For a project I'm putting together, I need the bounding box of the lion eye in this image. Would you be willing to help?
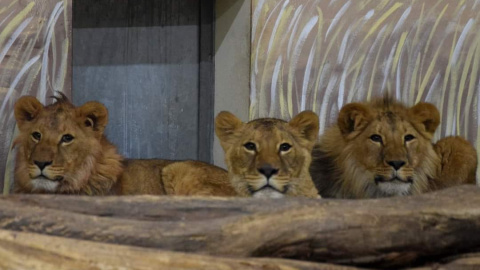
[370,134,383,143]
[404,134,415,142]
[61,134,74,143]
[243,142,256,151]
[279,143,292,152]
[31,132,41,141]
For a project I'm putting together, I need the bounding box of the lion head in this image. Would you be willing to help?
[311,98,441,198]
[13,94,123,194]
[215,111,320,198]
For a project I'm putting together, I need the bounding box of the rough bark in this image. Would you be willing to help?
[0,229,360,270]
[0,186,479,268]
[409,253,480,270]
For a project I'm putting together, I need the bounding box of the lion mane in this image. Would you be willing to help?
[13,94,123,195]
[310,98,477,199]
[13,94,237,197]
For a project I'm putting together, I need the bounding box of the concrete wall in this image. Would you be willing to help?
[213,0,251,168]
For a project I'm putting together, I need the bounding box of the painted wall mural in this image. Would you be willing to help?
[0,0,71,193]
[251,0,480,177]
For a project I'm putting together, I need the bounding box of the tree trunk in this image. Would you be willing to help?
[409,253,480,270]
[0,229,360,270]
[0,186,479,268]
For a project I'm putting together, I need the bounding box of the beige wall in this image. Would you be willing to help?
[0,0,72,193]
[213,0,251,168]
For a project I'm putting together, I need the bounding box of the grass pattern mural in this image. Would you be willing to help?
[0,0,71,193]
[251,0,480,179]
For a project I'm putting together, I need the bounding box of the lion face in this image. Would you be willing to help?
[335,100,440,197]
[14,95,113,193]
[215,111,320,198]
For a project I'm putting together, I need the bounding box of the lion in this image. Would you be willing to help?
[14,94,123,195]
[13,94,237,196]
[119,159,237,196]
[215,110,320,198]
[310,98,477,199]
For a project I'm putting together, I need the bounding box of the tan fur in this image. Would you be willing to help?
[310,98,477,198]
[119,159,237,196]
[432,136,477,189]
[13,95,236,196]
[215,111,320,198]
[13,94,123,195]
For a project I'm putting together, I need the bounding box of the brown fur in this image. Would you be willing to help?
[13,95,237,196]
[310,98,477,198]
[119,159,237,196]
[13,94,123,195]
[432,136,477,189]
[215,111,320,198]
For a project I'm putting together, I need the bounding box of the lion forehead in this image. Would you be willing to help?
[39,104,77,127]
[248,118,287,129]
[19,104,88,154]
[244,124,295,150]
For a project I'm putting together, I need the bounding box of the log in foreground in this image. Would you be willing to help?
[0,229,360,270]
[410,253,480,270]
[0,186,479,268]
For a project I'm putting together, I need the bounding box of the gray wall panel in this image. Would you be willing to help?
[73,0,212,161]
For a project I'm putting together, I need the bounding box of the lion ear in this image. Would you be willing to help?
[289,110,319,145]
[215,111,244,151]
[409,102,440,135]
[76,101,108,135]
[337,103,372,137]
[14,96,44,130]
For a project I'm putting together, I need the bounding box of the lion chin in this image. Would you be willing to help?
[252,187,285,199]
[376,181,411,197]
[374,179,412,197]
[374,175,413,196]
[30,177,60,192]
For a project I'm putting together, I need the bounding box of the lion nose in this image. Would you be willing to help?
[258,165,279,179]
[34,160,52,170]
[387,160,406,170]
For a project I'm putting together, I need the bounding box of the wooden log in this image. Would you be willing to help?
[0,229,361,270]
[0,186,479,268]
[409,253,480,270]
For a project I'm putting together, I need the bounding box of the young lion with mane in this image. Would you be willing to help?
[310,98,477,199]
[13,94,236,196]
